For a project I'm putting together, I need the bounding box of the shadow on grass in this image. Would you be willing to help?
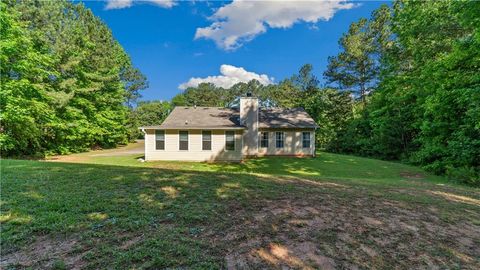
[86,152,468,191]
[1,159,480,269]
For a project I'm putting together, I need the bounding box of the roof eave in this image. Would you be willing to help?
[258,127,318,129]
[139,126,246,130]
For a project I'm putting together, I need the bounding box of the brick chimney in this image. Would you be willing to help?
[240,93,259,156]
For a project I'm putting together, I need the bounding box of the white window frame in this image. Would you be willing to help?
[202,130,212,151]
[302,131,311,148]
[225,130,235,151]
[179,130,189,151]
[275,131,284,148]
[260,131,269,148]
[155,130,165,151]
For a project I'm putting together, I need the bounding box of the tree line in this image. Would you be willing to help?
[1,0,478,185]
[1,0,147,156]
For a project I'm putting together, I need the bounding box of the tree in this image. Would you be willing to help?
[173,83,225,107]
[127,101,171,139]
[388,0,480,183]
[267,79,302,108]
[324,5,392,104]
[291,64,319,94]
[333,0,480,185]
[122,67,148,108]
[0,1,57,156]
[171,80,275,108]
[2,0,147,155]
[306,89,354,149]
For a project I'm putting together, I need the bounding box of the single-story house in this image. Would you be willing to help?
[139,95,318,161]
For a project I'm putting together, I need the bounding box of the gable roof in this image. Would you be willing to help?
[139,106,318,129]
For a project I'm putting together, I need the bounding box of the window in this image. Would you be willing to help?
[179,131,188,150]
[260,132,269,148]
[155,130,165,150]
[302,132,311,148]
[202,131,212,150]
[275,132,284,148]
[225,131,235,151]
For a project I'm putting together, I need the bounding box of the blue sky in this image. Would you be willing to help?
[81,1,387,101]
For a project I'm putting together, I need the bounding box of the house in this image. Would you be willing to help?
[139,95,318,161]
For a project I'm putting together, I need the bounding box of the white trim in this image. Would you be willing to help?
[201,130,212,151]
[154,129,166,151]
[224,130,236,151]
[275,131,285,149]
[302,131,311,149]
[241,129,244,156]
[259,131,269,149]
[141,128,147,160]
[178,130,189,151]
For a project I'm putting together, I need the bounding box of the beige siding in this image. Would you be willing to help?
[256,129,315,156]
[144,129,243,161]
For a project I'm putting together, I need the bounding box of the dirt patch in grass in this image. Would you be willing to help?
[0,235,86,269]
[400,171,425,179]
[119,234,145,250]
[218,196,480,269]
[46,155,89,163]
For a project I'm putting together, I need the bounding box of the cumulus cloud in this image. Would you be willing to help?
[105,0,175,10]
[195,0,356,50]
[179,64,274,90]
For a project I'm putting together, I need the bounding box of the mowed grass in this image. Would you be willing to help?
[2,151,480,269]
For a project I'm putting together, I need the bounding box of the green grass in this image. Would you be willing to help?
[81,151,449,182]
[2,152,479,269]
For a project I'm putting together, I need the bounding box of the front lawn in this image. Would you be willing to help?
[1,152,479,269]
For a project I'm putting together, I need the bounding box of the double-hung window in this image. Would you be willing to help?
[275,132,284,148]
[260,132,269,148]
[202,131,212,150]
[225,131,235,151]
[155,130,165,150]
[302,132,311,148]
[179,131,188,150]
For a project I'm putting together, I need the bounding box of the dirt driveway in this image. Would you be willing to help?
[89,140,144,156]
[48,140,144,162]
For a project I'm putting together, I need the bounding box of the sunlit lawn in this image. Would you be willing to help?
[81,151,447,182]
[1,151,479,269]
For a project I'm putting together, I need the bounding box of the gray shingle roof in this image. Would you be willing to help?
[259,107,318,129]
[139,106,318,129]
[142,107,243,129]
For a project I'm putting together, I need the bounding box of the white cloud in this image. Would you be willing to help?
[179,64,274,89]
[195,0,356,50]
[105,0,175,10]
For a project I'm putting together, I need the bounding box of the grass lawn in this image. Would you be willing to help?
[1,146,480,269]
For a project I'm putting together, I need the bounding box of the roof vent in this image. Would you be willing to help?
[185,120,188,125]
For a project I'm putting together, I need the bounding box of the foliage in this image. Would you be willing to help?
[324,4,392,104]
[329,0,480,185]
[300,88,353,149]
[172,80,281,108]
[0,1,56,156]
[173,83,227,107]
[127,100,172,139]
[1,0,146,156]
